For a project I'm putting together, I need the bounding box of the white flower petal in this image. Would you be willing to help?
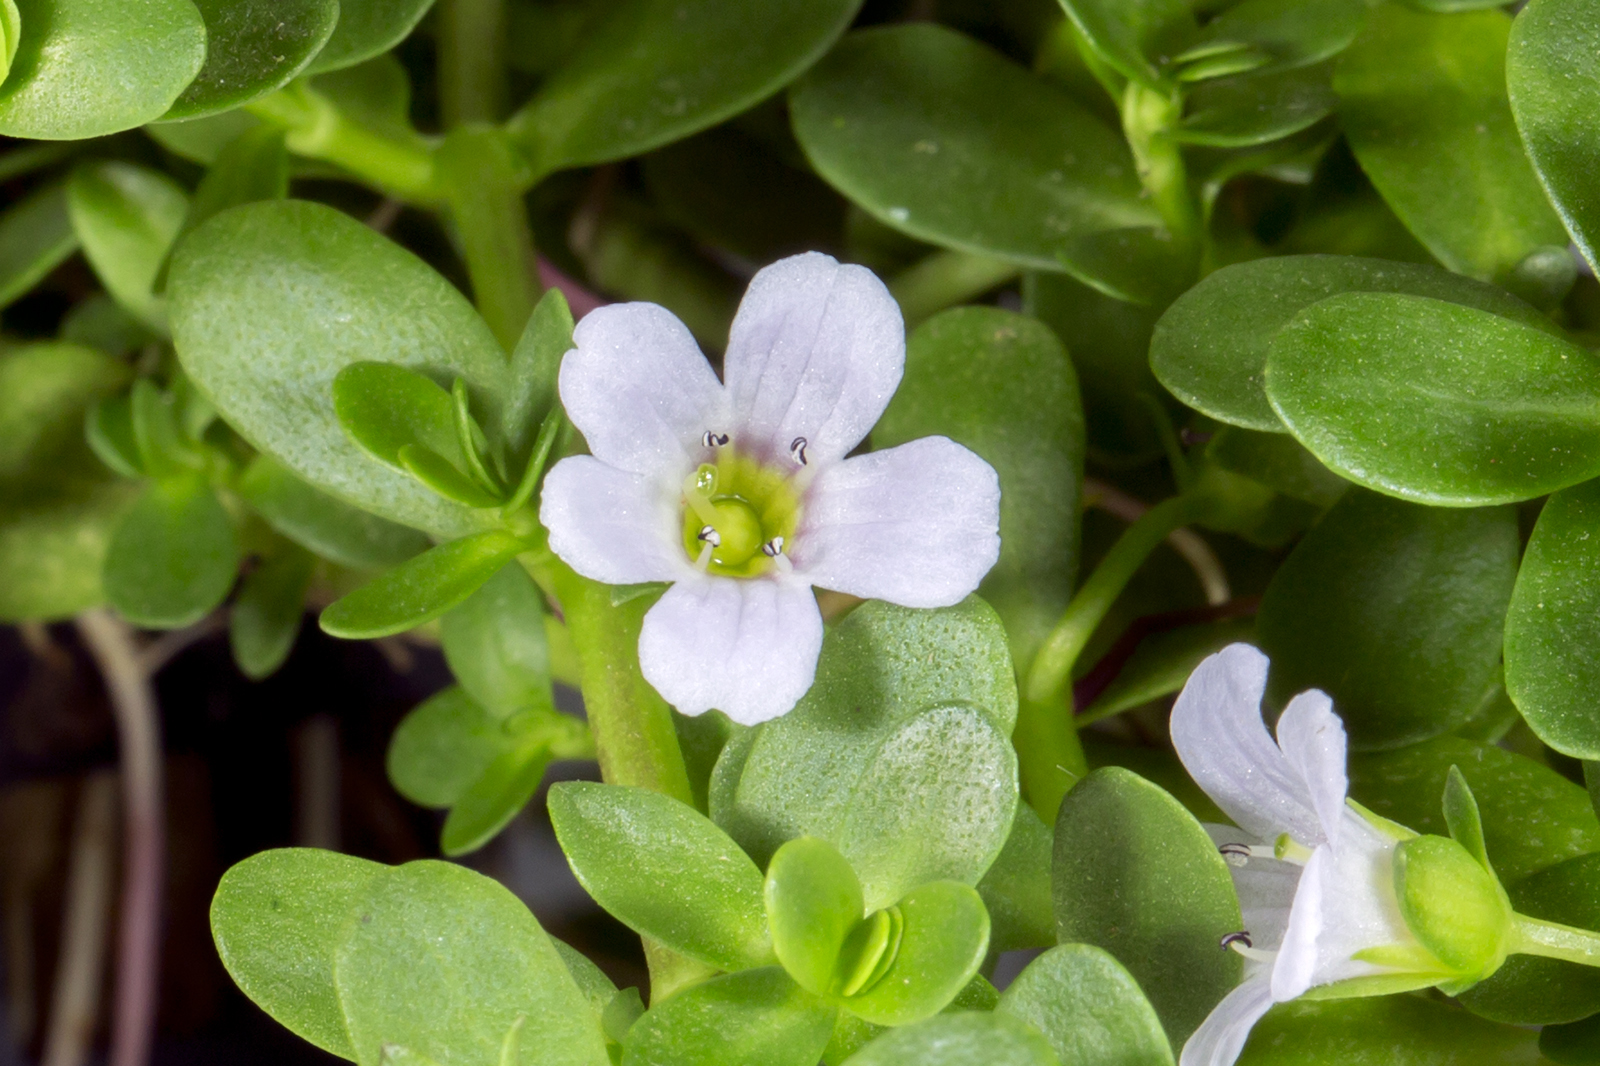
[540,456,688,585]
[637,574,824,726]
[1275,689,1348,853]
[723,251,904,467]
[1171,645,1324,846]
[1204,825,1303,954]
[1271,844,1325,1001]
[1179,976,1277,1066]
[560,302,727,476]
[791,436,1000,608]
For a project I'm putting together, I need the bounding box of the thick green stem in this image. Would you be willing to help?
[438,0,507,126]
[1513,915,1600,967]
[1017,493,1214,821]
[248,86,439,203]
[1121,82,1199,250]
[888,251,1021,327]
[438,126,541,351]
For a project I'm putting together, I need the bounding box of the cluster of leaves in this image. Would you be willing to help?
[7,0,1600,1062]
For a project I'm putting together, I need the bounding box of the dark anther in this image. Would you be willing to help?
[761,536,785,558]
[789,437,808,465]
[1220,931,1253,951]
[702,431,729,448]
[697,525,721,547]
[1219,843,1251,859]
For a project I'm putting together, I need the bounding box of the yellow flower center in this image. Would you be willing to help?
[680,451,801,578]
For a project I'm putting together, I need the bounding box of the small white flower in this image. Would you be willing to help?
[1172,644,1454,1066]
[539,252,1001,726]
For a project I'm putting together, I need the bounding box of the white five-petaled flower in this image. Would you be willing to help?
[1172,644,1452,1066]
[539,252,1002,725]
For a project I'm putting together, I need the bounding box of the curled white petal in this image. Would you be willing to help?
[791,436,1000,608]
[560,302,727,477]
[723,251,904,467]
[638,575,824,726]
[540,456,687,585]
[1179,976,1276,1066]
[1170,645,1324,846]
[1271,844,1325,1001]
[1275,688,1348,853]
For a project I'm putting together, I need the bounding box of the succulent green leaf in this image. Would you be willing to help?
[159,124,290,290]
[1235,997,1543,1065]
[0,0,206,139]
[789,25,1157,275]
[168,200,509,539]
[621,968,836,1066]
[1151,255,1550,433]
[1541,1013,1600,1066]
[1349,736,1600,884]
[162,0,340,120]
[1334,5,1568,280]
[237,454,428,571]
[68,161,189,332]
[503,287,572,465]
[841,882,990,1027]
[230,543,314,680]
[440,741,556,857]
[1057,0,1194,87]
[1053,767,1242,1048]
[1186,0,1364,73]
[387,686,503,810]
[306,0,435,74]
[765,836,865,997]
[1393,835,1511,976]
[332,362,464,472]
[844,1012,1061,1066]
[1255,490,1516,750]
[440,562,553,719]
[975,805,1055,954]
[1265,293,1600,505]
[1174,62,1336,148]
[104,473,239,629]
[1203,428,1347,507]
[877,307,1083,669]
[0,181,77,309]
[997,943,1173,1066]
[332,860,608,1066]
[397,444,502,508]
[548,781,773,972]
[319,529,526,639]
[508,0,859,173]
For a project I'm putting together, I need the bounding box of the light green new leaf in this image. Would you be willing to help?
[0,182,78,309]
[1256,490,1516,750]
[503,287,571,464]
[844,1012,1060,1066]
[169,200,509,539]
[508,0,859,173]
[333,860,609,1066]
[790,25,1157,275]
[877,307,1083,670]
[0,0,206,139]
[1265,293,1600,505]
[622,969,836,1066]
[998,943,1173,1066]
[104,473,239,629]
[1505,480,1600,759]
[1509,0,1600,276]
[319,529,526,639]
[548,782,773,973]
[237,455,428,571]
[332,362,464,473]
[1335,5,1568,280]
[1187,0,1364,74]
[162,0,340,120]
[68,161,189,332]
[306,0,435,74]
[1151,255,1550,433]
[765,836,863,996]
[840,881,990,1027]
[387,686,503,809]
[440,562,552,719]
[440,741,556,857]
[1053,768,1241,1048]
[230,543,314,679]
[1237,997,1543,1065]
[210,848,385,1060]
[1057,0,1194,87]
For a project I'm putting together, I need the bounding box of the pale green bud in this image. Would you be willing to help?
[1393,834,1512,983]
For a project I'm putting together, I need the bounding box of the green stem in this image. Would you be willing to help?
[247,85,439,203]
[1121,82,1199,250]
[1017,493,1214,822]
[438,125,542,350]
[887,251,1021,327]
[438,0,507,126]
[1513,915,1600,967]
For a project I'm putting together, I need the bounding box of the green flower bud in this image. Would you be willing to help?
[1393,834,1512,982]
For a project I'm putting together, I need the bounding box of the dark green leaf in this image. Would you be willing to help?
[508,0,860,172]
[0,342,129,483]
[68,161,188,332]
[1237,997,1542,1065]
[841,881,990,1027]
[997,943,1173,1066]
[1187,0,1364,73]
[1543,1013,1600,1066]
[1265,293,1600,504]
[319,529,526,639]
[1256,490,1517,749]
[387,686,503,809]
[790,25,1156,275]
[621,968,835,1066]
[1057,0,1194,87]
[844,1012,1061,1066]
[230,543,314,680]
[975,806,1055,954]
[548,781,773,972]
[1151,255,1550,433]
[162,125,290,287]
[1078,616,1261,723]
[765,836,864,997]
[1204,428,1347,507]
[104,473,239,628]
[1175,62,1335,148]
[1053,767,1241,1047]
[1334,5,1567,280]
[503,287,571,465]
[440,562,552,719]
[0,0,206,138]
[0,181,77,308]
[307,0,435,73]
[169,200,509,538]
[237,454,429,571]
[144,109,261,165]
[440,741,555,857]
[163,0,340,120]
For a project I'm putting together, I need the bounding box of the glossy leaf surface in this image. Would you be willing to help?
[845,1012,1060,1066]
[841,882,990,1026]
[319,529,526,639]
[387,686,503,809]
[163,0,340,120]
[439,562,553,719]
[622,968,835,1066]
[998,944,1173,1066]
[306,0,435,74]
[1058,0,1193,87]
[439,742,556,857]
[765,836,864,997]
[1237,997,1542,1065]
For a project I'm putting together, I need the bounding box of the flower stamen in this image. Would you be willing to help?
[698,525,721,547]
[702,431,730,448]
[789,437,808,465]
[1220,931,1253,950]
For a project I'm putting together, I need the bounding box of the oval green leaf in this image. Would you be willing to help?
[319,529,525,639]
[440,741,556,857]
[765,836,864,997]
[622,968,835,1066]
[0,181,78,309]
[162,0,340,120]
[387,685,502,809]
[237,454,428,571]
[842,882,990,1028]
[1237,997,1543,1065]
[306,0,435,74]
[104,473,239,628]
[998,943,1173,1066]
[439,561,552,719]
[845,1012,1061,1066]
[230,543,313,679]
[68,161,189,332]
[1058,0,1194,87]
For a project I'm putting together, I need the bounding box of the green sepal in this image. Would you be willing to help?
[1442,766,1494,874]
[1393,835,1512,979]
